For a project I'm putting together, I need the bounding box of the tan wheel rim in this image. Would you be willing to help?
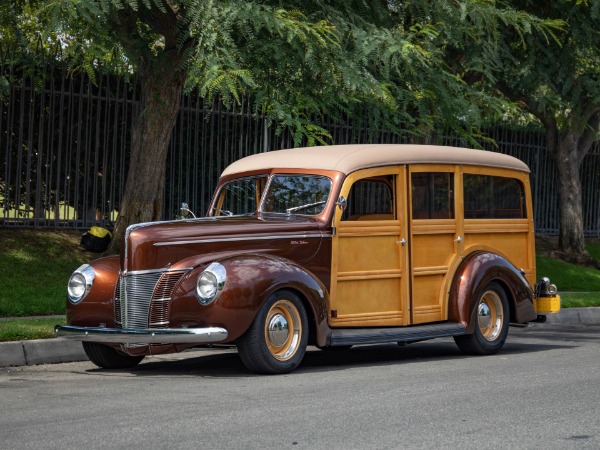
[477,290,504,342]
[264,299,302,361]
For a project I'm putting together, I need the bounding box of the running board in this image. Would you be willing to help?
[328,323,466,347]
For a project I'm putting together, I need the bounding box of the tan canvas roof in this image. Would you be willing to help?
[221,144,530,177]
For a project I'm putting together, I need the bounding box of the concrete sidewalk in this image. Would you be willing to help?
[1,307,600,368]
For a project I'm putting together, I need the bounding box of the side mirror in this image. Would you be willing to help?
[336,196,347,212]
[180,202,196,219]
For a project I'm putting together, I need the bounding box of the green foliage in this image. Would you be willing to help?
[6,0,561,146]
[497,1,600,132]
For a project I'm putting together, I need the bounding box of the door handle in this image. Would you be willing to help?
[397,238,406,246]
[455,236,462,243]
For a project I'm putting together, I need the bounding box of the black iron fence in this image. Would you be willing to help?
[1,57,599,236]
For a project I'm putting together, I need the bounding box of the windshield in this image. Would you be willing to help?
[211,176,268,216]
[262,175,332,216]
[211,174,332,217]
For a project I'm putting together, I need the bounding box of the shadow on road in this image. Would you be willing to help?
[83,332,574,378]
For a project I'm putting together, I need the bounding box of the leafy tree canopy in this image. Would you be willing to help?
[494,0,600,256]
[2,0,563,250]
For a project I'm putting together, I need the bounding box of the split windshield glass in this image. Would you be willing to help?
[212,174,332,216]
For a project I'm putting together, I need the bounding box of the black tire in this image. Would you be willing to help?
[83,342,145,369]
[237,290,308,374]
[454,282,510,355]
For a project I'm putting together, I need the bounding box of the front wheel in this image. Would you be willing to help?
[237,290,308,374]
[83,342,145,369]
[454,282,510,355]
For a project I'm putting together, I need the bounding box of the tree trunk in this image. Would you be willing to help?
[554,134,587,256]
[109,63,186,253]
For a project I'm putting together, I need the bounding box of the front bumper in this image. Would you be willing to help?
[55,325,228,344]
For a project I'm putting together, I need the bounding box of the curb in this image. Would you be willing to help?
[1,307,600,368]
[543,306,600,325]
[0,338,87,368]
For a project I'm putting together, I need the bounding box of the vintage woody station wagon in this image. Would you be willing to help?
[56,144,560,374]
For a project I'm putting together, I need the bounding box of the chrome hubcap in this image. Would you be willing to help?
[478,302,491,330]
[267,313,289,347]
[264,300,302,361]
[478,290,503,342]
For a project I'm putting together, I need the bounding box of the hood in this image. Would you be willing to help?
[123,215,326,272]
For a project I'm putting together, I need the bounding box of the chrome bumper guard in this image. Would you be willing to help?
[55,325,228,344]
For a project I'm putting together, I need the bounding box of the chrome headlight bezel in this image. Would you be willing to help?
[67,264,96,304]
[196,262,226,305]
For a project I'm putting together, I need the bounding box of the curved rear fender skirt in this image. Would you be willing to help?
[67,255,120,328]
[170,254,330,345]
[449,252,536,332]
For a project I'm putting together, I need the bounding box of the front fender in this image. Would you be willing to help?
[66,255,120,327]
[449,252,536,332]
[170,254,329,344]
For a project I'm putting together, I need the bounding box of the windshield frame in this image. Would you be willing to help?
[210,171,335,219]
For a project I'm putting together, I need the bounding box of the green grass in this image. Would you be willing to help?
[0,318,66,342]
[536,249,600,308]
[536,255,600,292]
[0,229,95,316]
[560,292,600,308]
[587,242,600,261]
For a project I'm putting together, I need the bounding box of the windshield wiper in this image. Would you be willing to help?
[286,200,327,214]
[211,207,234,216]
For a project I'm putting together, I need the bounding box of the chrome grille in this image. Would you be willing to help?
[114,270,187,330]
[148,270,187,328]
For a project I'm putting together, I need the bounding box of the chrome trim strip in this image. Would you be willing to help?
[122,267,193,276]
[55,325,228,344]
[153,233,332,246]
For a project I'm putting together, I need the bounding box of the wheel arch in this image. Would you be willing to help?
[205,253,330,344]
[448,251,536,332]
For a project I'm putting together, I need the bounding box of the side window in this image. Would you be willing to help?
[464,174,526,219]
[342,176,395,221]
[411,172,454,219]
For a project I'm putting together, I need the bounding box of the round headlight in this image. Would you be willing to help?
[67,264,95,304]
[196,262,226,304]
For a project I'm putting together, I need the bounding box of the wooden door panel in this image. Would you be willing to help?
[330,167,409,327]
[409,166,460,325]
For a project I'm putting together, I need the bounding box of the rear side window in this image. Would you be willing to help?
[411,172,454,219]
[464,174,526,219]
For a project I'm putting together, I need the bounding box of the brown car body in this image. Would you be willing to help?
[57,144,560,374]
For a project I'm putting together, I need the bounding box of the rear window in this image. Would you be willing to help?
[464,174,526,219]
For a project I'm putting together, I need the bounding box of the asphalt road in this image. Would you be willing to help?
[1,324,599,449]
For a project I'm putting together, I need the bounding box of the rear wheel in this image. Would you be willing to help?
[454,282,509,355]
[83,342,145,369]
[237,290,308,374]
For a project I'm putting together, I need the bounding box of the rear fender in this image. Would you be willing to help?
[449,252,536,332]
